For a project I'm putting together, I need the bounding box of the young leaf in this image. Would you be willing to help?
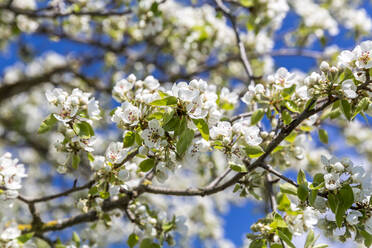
[230,163,247,173]
[163,115,179,132]
[297,169,307,184]
[304,229,316,248]
[277,230,296,248]
[123,131,135,148]
[280,183,297,195]
[277,193,291,211]
[284,100,300,113]
[151,96,178,106]
[72,232,80,246]
[318,129,328,144]
[38,114,57,134]
[335,205,345,227]
[251,109,265,125]
[282,110,292,125]
[309,190,318,206]
[17,232,34,244]
[339,184,354,209]
[244,145,264,158]
[297,183,308,202]
[139,158,155,172]
[192,118,209,140]
[340,100,352,120]
[127,233,139,248]
[174,116,187,137]
[176,128,194,157]
[327,193,338,213]
[72,154,80,169]
[73,121,94,138]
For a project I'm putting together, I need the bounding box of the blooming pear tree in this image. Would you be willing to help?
[0,0,372,247]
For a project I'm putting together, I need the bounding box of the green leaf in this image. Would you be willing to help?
[251,109,265,125]
[72,232,80,246]
[341,100,352,120]
[176,128,194,157]
[318,129,328,144]
[309,190,318,206]
[139,158,155,172]
[72,154,80,169]
[163,115,179,132]
[297,169,307,185]
[270,213,288,228]
[360,229,372,247]
[278,230,296,248]
[313,245,328,248]
[312,173,324,187]
[249,239,266,248]
[174,116,187,137]
[100,191,110,199]
[297,183,308,202]
[135,132,143,145]
[272,145,284,154]
[339,184,354,209]
[192,118,209,140]
[335,205,345,227]
[353,97,370,119]
[87,152,94,162]
[284,100,300,113]
[244,145,264,158]
[38,114,57,134]
[282,85,296,98]
[285,131,297,143]
[140,238,160,248]
[240,0,254,7]
[280,183,297,195]
[304,229,316,248]
[158,90,169,98]
[123,131,135,148]
[278,194,291,211]
[151,96,178,106]
[17,232,34,244]
[73,121,94,138]
[282,110,292,125]
[127,233,139,248]
[230,163,247,173]
[327,193,338,213]
[309,182,324,190]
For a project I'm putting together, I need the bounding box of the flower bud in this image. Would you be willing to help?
[320,61,330,72]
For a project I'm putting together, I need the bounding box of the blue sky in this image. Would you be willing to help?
[1,1,372,247]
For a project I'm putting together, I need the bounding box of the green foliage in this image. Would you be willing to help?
[244,145,264,158]
[38,114,57,134]
[192,118,209,140]
[139,158,155,172]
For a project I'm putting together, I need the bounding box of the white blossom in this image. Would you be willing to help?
[324,173,341,190]
[105,142,128,164]
[341,79,357,99]
[141,119,165,148]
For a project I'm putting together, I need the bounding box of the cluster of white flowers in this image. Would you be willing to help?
[291,0,339,37]
[0,222,22,247]
[170,79,230,123]
[321,155,372,199]
[338,40,372,85]
[46,88,100,123]
[285,206,320,236]
[0,152,27,199]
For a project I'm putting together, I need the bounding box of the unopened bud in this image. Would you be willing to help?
[320,61,330,72]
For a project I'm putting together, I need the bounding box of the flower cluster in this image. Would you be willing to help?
[42,88,101,171]
[0,153,27,199]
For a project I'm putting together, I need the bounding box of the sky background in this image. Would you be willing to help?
[1,1,372,247]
